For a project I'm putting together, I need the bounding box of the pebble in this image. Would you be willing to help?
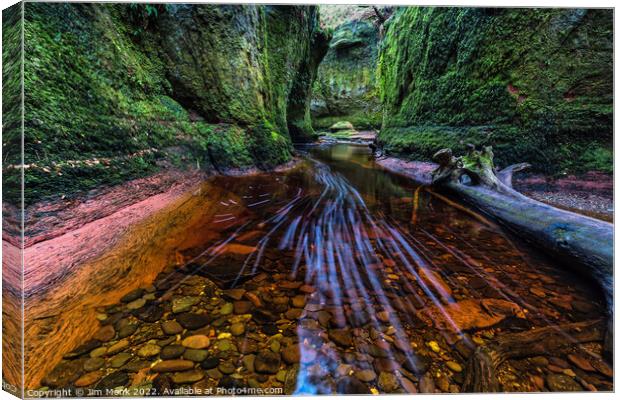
[220,302,234,315]
[161,320,183,335]
[377,311,390,323]
[161,344,186,359]
[172,370,204,384]
[378,372,399,392]
[84,357,105,372]
[337,376,370,394]
[270,340,281,353]
[93,325,116,342]
[355,369,376,382]
[233,301,253,314]
[230,323,245,336]
[95,371,129,390]
[172,296,200,313]
[446,361,463,372]
[117,324,138,339]
[281,345,300,364]
[276,370,287,383]
[291,295,307,308]
[182,335,210,349]
[254,350,281,374]
[42,360,83,388]
[207,368,223,380]
[201,357,220,370]
[242,355,255,372]
[219,361,236,375]
[329,329,353,347]
[546,373,582,391]
[75,371,103,387]
[185,349,210,363]
[590,358,613,378]
[109,352,132,368]
[152,360,195,372]
[127,298,147,310]
[89,347,107,358]
[176,313,211,330]
[400,377,418,393]
[224,288,246,301]
[567,354,595,372]
[427,340,441,353]
[285,308,302,319]
[106,339,130,355]
[419,374,436,393]
[137,343,161,358]
[245,292,262,308]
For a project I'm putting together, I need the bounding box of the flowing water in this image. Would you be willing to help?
[35,143,612,394]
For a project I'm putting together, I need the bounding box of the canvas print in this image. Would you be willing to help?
[1,2,614,397]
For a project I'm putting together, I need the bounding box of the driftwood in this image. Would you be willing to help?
[431,146,613,359]
[463,319,605,392]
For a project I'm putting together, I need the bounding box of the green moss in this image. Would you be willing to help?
[378,8,612,174]
[2,3,23,210]
[18,3,325,205]
[312,19,381,129]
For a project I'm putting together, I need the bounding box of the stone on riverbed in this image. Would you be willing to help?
[152,360,195,373]
[93,325,116,342]
[109,352,132,368]
[337,376,370,394]
[378,372,399,392]
[172,370,204,384]
[172,296,200,313]
[95,371,129,390]
[75,371,104,387]
[254,350,281,374]
[176,313,211,330]
[84,357,105,372]
[546,374,582,391]
[161,320,183,335]
[137,343,161,358]
[41,359,84,388]
[182,335,210,349]
[161,344,185,359]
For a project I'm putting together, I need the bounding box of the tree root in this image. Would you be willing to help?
[462,319,606,392]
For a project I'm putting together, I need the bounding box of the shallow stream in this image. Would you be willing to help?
[36,143,612,394]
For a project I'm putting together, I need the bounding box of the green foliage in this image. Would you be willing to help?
[377,8,613,174]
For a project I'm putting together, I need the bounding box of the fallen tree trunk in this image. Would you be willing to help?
[429,146,613,359]
[462,319,605,391]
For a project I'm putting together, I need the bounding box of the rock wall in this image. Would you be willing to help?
[311,18,382,130]
[377,8,613,173]
[20,3,327,205]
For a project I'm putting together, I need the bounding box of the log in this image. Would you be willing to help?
[430,147,613,359]
[462,319,606,391]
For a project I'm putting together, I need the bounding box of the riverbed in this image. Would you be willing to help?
[30,143,612,394]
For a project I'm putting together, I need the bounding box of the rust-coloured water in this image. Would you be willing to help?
[22,143,609,392]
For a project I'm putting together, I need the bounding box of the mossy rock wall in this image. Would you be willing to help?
[312,19,382,130]
[19,3,326,205]
[377,8,613,173]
